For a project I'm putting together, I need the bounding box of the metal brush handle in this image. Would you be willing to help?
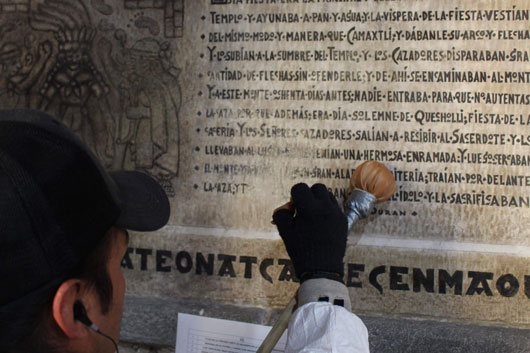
[343,189,377,230]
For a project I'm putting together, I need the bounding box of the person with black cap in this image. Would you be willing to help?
[0,108,368,353]
[0,109,170,352]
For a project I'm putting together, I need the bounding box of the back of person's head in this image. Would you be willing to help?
[0,109,170,352]
[4,228,117,352]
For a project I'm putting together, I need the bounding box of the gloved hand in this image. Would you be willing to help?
[273,183,347,283]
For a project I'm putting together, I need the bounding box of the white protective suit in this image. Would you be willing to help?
[284,279,370,353]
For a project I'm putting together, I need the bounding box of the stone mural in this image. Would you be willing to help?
[0,0,182,194]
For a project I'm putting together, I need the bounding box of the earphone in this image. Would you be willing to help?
[73,301,120,353]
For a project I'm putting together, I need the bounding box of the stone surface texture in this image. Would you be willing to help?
[119,294,530,353]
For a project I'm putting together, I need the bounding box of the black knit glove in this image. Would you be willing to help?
[273,183,347,283]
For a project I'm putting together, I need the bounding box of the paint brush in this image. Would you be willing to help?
[258,161,396,353]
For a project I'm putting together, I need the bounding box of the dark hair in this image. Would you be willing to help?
[2,228,119,353]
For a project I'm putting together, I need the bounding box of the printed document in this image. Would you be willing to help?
[176,313,287,353]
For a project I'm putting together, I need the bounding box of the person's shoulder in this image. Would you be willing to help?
[287,303,369,353]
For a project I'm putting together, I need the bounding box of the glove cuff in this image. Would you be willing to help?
[299,271,344,284]
[298,278,352,312]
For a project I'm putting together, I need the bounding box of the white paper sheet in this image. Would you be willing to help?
[176,313,287,353]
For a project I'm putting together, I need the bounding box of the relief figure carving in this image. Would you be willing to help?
[0,0,182,196]
[30,0,114,165]
[0,33,51,109]
[117,38,180,195]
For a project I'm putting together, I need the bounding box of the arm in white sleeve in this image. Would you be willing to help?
[285,279,370,353]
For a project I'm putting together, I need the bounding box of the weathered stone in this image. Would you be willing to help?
[120,294,530,352]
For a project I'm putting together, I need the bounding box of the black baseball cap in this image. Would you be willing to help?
[0,109,170,339]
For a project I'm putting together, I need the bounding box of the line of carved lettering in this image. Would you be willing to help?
[291,167,530,187]
[290,166,357,180]
[312,148,530,167]
[207,46,529,63]
[205,108,530,126]
[331,8,530,23]
[348,28,530,43]
[392,48,529,63]
[123,249,299,283]
[201,145,530,166]
[209,9,529,24]
[203,144,290,157]
[203,163,261,176]
[353,70,530,84]
[206,107,407,121]
[347,265,530,298]
[390,188,530,208]
[207,86,385,101]
[338,186,530,206]
[209,69,530,84]
[393,169,530,187]
[358,110,530,125]
[208,30,346,42]
[203,123,530,146]
[207,86,530,105]
[207,46,371,62]
[202,182,249,194]
[122,249,530,298]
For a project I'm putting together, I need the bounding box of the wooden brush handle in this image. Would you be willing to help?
[257,296,297,353]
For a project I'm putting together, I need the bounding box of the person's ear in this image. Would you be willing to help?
[52,279,90,338]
